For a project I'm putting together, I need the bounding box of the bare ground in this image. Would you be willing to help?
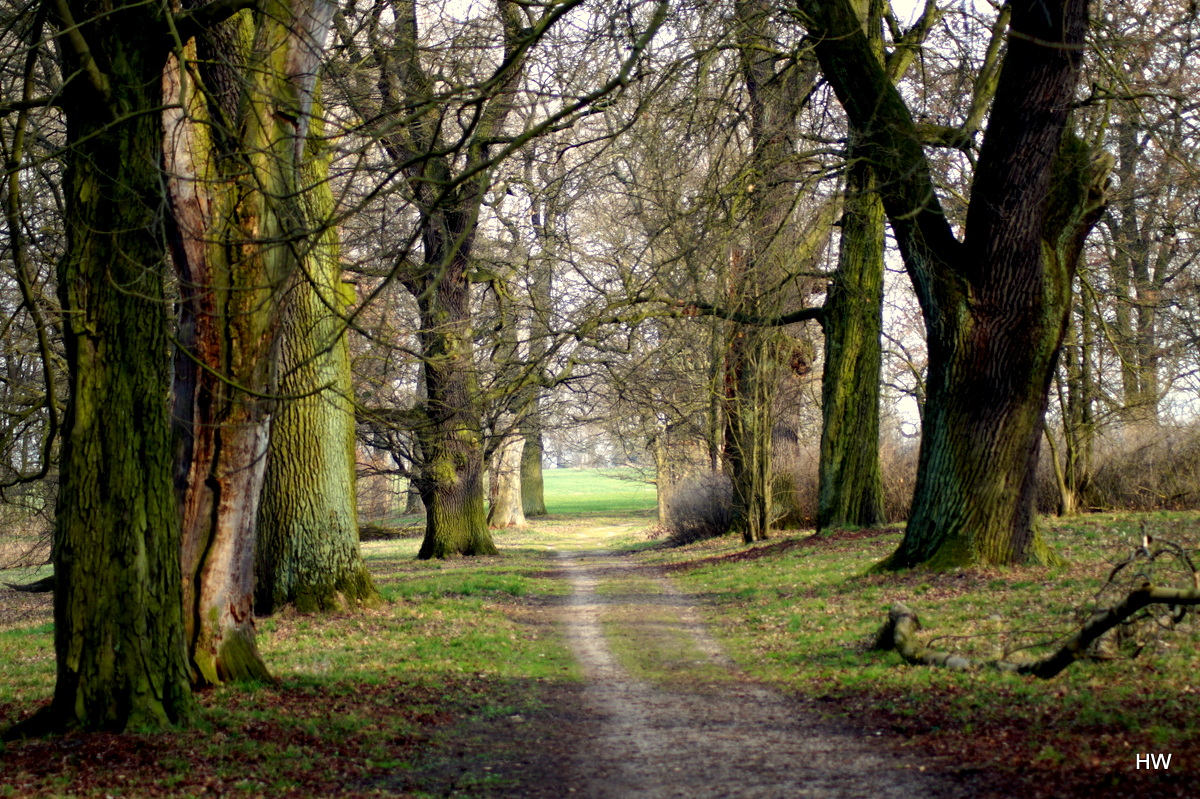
[482,541,980,798]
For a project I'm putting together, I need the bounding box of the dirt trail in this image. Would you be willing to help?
[551,536,968,798]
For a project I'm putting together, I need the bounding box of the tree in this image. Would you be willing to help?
[379,0,519,558]
[723,0,822,543]
[798,0,1110,568]
[167,0,351,680]
[255,106,379,613]
[21,0,197,732]
[343,0,665,557]
[816,0,943,531]
[815,0,887,532]
[518,151,561,518]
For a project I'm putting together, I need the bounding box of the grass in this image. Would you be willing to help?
[643,511,1200,797]
[1,477,1197,797]
[539,467,658,515]
[0,523,590,798]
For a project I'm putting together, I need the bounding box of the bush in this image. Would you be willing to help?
[772,440,917,528]
[659,472,733,546]
[880,440,918,522]
[359,522,422,541]
[1085,425,1200,512]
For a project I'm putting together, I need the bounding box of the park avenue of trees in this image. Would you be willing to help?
[0,0,1198,734]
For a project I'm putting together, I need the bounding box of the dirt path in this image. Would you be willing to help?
[546,533,968,798]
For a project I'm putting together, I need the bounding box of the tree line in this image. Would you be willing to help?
[0,0,1197,734]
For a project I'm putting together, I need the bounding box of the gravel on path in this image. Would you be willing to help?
[555,548,971,799]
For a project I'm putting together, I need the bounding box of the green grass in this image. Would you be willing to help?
[0,524,586,798]
[3,505,1196,797]
[540,467,658,514]
[641,512,1200,793]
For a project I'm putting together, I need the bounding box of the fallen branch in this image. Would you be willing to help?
[875,584,1200,678]
[1015,585,1200,678]
[3,574,53,593]
[872,603,975,670]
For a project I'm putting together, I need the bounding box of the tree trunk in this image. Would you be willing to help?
[651,429,673,523]
[521,162,554,518]
[724,0,818,544]
[1109,119,1161,426]
[521,424,548,516]
[487,426,526,528]
[818,138,886,530]
[413,235,498,558]
[802,0,1106,568]
[255,114,379,614]
[167,0,338,673]
[36,1,196,732]
[724,325,774,543]
[817,0,894,532]
[165,28,275,686]
[1051,294,1095,516]
[406,485,425,515]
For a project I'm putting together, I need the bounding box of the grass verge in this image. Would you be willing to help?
[0,523,591,798]
[641,511,1200,798]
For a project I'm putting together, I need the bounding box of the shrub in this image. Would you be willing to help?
[1086,425,1200,512]
[772,440,918,528]
[660,472,733,546]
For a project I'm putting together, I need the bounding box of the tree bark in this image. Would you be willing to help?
[1050,295,1096,515]
[724,324,775,543]
[520,424,548,516]
[801,0,1106,568]
[412,236,499,557]
[818,135,886,531]
[1108,118,1164,426]
[487,425,527,528]
[165,26,273,686]
[32,0,196,732]
[817,0,939,531]
[255,112,379,614]
[166,0,338,675]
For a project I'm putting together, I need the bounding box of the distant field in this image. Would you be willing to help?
[542,468,658,515]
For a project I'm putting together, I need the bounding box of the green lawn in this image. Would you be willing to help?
[541,467,658,515]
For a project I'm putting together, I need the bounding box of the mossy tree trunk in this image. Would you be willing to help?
[410,222,498,557]
[37,0,196,732]
[166,0,337,678]
[255,110,379,614]
[816,0,915,532]
[818,136,886,531]
[520,425,547,517]
[801,0,1108,568]
[816,0,945,532]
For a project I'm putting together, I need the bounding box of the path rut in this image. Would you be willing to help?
[556,548,967,798]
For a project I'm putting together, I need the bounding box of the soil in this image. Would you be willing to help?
[469,537,984,799]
